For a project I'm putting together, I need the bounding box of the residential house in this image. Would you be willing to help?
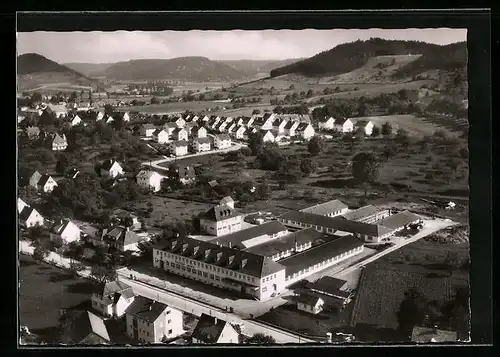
[226,122,237,134]
[318,117,335,131]
[162,122,178,136]
[26,126,40,139]
[333,118,354,133]
[141,124,157,137]
[169,140,189,156]
[219,196,235,209]
[191,314,240,344]
[234,126,247,140]
[194,137,211,153]
[136,170,166,192]
[260,113,276,130]
[37,174,58,193]
[354,120,374,136]
[199,204,242,237]
[411,326,458,343]
[152,129,170,144]
[21,169,42,189]
[213,120,226,133]
[17,198,28,214]
[214,134,231,150]
[99,160,124,179]
[201,115,210,122]
[105,115,114,124]
[169,164,196,185]
[92,280,136,318]
[19,206,44,228]
[283,121,299,137]
[101,226,144,252]
[125,296,184,344]
[260,130,275,143]
[296,294,325,315]
[169,116,186,128]
[51,133,68,151]
[49,219,81,243]
[60,311,111,345]
[238,116,254,127]
[183,122,196,136]
[208,116,221,130]
[273,118,289,134]
[70,114,82,126]
[191,126,207,139]
[295,123,315,140]
[171,128,188,142]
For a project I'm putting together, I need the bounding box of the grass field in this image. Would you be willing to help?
[350,238,469,330]
[117,101,226,114]
[19,254,94,343]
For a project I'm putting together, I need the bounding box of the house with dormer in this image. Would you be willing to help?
[92,280,135,318]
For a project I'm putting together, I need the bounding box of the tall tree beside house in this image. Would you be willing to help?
[248,131,264,155]
[351,151,381,186]
[371,125,381,137]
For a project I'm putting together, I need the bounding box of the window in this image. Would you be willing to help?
[262,287,267,293]
[176,264,180,269]
[168,329,172,335]
[168,319,172,324]
[274,274,276,279]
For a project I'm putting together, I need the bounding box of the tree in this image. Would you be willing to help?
[90,264,117,284]
[55,154,72,175]
[381,122,393,136]
[306,89,314,98]
[248,131,264,155]
[38,110,56,127]
[351,152,381,184]
[371,125,381,137]
[307,136,324,155]
[104,104,114,115]
[32,245,49,262]
[395,128,410,148]
[30,92,42,103]
[255,145,285,171]
[357,103,369,117]
[252,109,261,115]
[397,288,428,337]
[246,333,276,344]
[300,158,317,176]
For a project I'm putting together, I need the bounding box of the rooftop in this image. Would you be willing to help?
[306,276,349,298]
[125,296,169,323]
[279,235,364,276]
[377,211,421,230]
[191,314,232,343]
[208,221,288,249]
[301,199,348,216]
[341,205,384,221]
[296,293,323,306]
[202,204,241,222]
[103,227,143,246]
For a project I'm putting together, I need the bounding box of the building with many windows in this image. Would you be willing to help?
[199,204,242,237]
[152,236,286,301]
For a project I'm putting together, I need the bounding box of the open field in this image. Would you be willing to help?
[19,254,94,343]
[350,238,469,330]
[116,101,226,114]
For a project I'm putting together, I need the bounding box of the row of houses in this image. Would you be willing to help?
[20,128,69,151]
[317,117,374,135]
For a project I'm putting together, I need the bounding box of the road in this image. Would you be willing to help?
[117,275,315,344]
[142,141,247,172]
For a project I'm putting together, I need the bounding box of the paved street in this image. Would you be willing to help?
[142,142,247,172]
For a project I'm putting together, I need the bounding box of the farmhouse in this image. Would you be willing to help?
[260,129,275,143]
[191,125,207,139]
[91,280,135,318]
[354,120,374,136]
[100,160,124,179]
[101,226,144,252]
[171,128,188,142]
[341,205,390,223]
[283,121,299,137]
[243,227,323,262]
[152,129,170,144]
[152,236,286,301]
[301,199,349,217]
[192,314,240,344]
[199,204,243,237]
[136,170,166,192]
[125,296,184,344]
[169,140,189,156]
[277,210,394,243]
[194,137,212,152]
[296,294,324,315]
[49,219,81,243]
[37,174,58,193]
[141,124,157,137]
[19,206,44,228]
[333,118,354,133]
[279,235,364,286]
[214,134,231,150]
[296,123,315,140]
[51,133,68,151]
[208,221,289,249]
[318,117,335,131]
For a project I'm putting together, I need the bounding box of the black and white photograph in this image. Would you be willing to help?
[16,11,489,347]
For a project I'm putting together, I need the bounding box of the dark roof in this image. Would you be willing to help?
[142,123,156,129]
[341,205,384,221]
[244,228,323,257]
[172,127,185,135]
[376,211,421,230]
[195,137,211,144]
[202,204,241,222]
[354,120,371,128]
[263,113,273,120]
[191,126,205,134]
[103,227,143,246]
[191,314,232,343]
[209,221,288,249]
[411,326,458,343]
[216,134,231,141]
[154,236,285,278]
[334,118,349,125]
[101,160,119,171]
[301,199,348,216]
[125,296,168,323]
[284,121,298,129]
[171,140,189,147]
[279,210,393,237]
[296,123,311,131]
[97,280,135,305]
[279,235,364,276]
[63,311,110,344]
[37,174,53,187]
[19,206,36,221]
[306,276,348,295]
[50,219,76,235]
[252,118,265,126]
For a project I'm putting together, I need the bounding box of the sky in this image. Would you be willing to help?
[17,29,467,64]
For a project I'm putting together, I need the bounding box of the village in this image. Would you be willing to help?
[18,93,469,345]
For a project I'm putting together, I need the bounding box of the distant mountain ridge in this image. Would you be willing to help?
[270,38,467,79]
[63,62,114,77]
